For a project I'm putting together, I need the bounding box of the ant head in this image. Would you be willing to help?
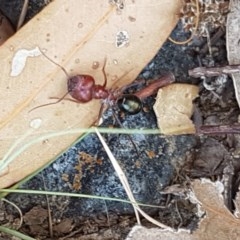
[67,75,95,103]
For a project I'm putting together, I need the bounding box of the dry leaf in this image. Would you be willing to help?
[0,0,183,188]
[153,83,199,135]
[191,179,240,239]
[227,0,240,107]
[53,218,74,234]
[191,138,231,177]
[126,179,240,240]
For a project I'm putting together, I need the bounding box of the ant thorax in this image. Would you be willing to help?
[92,85,109,100]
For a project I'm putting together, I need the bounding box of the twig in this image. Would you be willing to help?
[134,73,175,100]
[197,124,240,135]
[222,161,234,211]
[201,28,224,55]
[41,173,53,238]
[189,65,240,78]
[175,201,183,229]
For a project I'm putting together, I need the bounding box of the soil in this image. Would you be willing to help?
[1,1,239,240]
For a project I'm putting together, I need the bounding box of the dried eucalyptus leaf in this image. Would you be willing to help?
[0,0,182,188]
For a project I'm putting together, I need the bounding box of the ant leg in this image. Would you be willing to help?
[111,110,140,157]
[28,91,69,113]
[94,102,140,156]
[101,57,108,88]
[94,102,108,126]
[49,97,80,104]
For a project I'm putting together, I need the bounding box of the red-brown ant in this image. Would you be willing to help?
[30,51,175,155]
[30,50,175,116]
[30,53,138,114]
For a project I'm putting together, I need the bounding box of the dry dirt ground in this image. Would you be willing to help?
[1,1,239,239]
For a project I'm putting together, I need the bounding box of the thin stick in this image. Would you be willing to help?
[189,65,240,78]
[134,73,175,100]
[201,28,224,54]
[41,173,53,238]
[95,127,171,229]
[197,124,240,134]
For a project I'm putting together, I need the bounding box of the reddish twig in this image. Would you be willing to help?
[134,73,175,100]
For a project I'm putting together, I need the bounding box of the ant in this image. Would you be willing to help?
[31,50,175,118]
[30,50,175,155]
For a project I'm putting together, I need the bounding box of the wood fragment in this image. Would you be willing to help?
[201,28,224,54]
[198,124,240,135]
[222,161,234,211]
[135,73,175,100]
[227,0,240,107]
[189,65,240,78]
[153,84,199,135]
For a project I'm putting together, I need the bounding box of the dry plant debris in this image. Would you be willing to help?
[181,0,229,37]
[227,0,240,107]
[189,138,231,177]
[126,179,240,240]
[153,83,199,135]
[189,64,240,78]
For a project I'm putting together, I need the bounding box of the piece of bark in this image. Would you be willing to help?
[189,65,240,78]
[153,84,199,135]
[227,0,240,108]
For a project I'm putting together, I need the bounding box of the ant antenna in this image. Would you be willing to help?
[29,49,72,113]
[111,110,140,157]
[28,91,69,113]
[39,49,70,78]
[102,57,107,87]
